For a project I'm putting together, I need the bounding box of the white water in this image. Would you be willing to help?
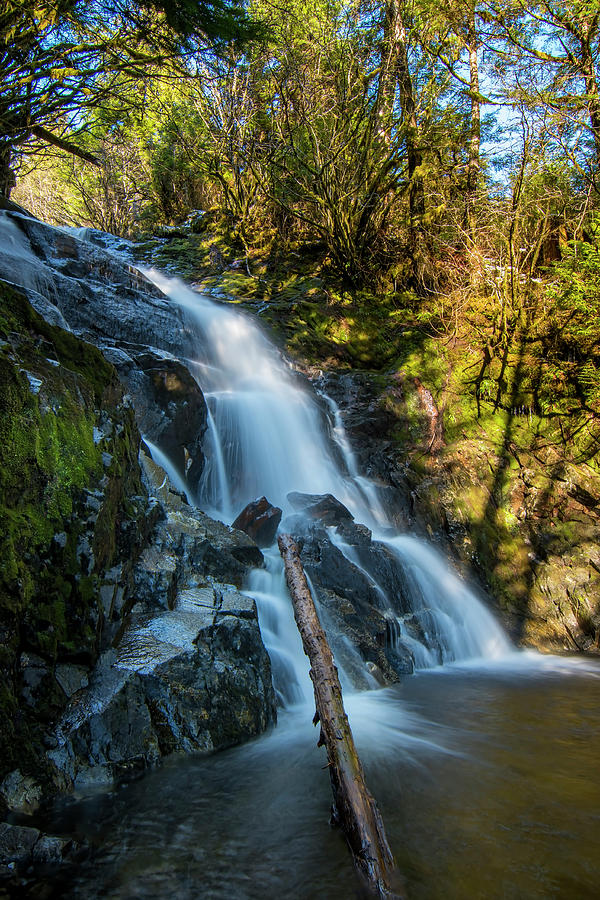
[146,270,512,698]
[381,535,512,664]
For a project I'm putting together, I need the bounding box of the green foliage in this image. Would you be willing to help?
[544,240,600,408]
[142,0,266,46]
[546,241,600,350]
[0,0,265,198]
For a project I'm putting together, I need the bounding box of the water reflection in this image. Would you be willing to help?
[43,661,600,899]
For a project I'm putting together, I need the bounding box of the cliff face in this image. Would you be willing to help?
[0,215,276,811]
[0,279,153,785]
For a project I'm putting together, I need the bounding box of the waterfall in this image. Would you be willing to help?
[146,270,512,697]
[142,436,196,505]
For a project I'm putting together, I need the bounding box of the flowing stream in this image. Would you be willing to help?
[147,271,511,692]
[42,272,600,898]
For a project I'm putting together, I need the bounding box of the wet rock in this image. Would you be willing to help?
[335,519,373,546]
[44,455,276,791]
[54,665,89,699]
[365,661,386,686]
[219,590,258,618]
[0,823,40,865]
[31,834,71,865]
[0,211,189,355]
[232,497,282,547]
[132,503,263,608]
[48,586,276,787]
[0,822,73,875]
[289,517,414,683]
[0,771,42,815]
[315,586,412,685]
[116,350,208,492]
[287,491,354,525]
[296,524,382,609]
[19,654,49,708]
[141,456,264,586]
[49,673,160,788]
[136,451,263,599]
[0,214,278,804]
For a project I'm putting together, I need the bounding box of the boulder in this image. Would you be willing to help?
[232,497,282,547]
[0,823,40,865]
[0,211,190,355]
[287,491,354,525]
[0,822,72,873]
[288,516,415,684]
[135,452,264,607]
[48,587,276,789]
[0,771,42,815]
[45,454,275,791]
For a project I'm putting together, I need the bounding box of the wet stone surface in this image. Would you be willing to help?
[44,452,277,793]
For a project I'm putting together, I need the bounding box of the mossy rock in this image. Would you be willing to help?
[0,280,149,781]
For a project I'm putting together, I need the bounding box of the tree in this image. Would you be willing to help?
[491,0,600,190]
[254,0,409,284]
[0,0,263,199]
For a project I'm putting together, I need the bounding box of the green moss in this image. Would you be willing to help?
[0,280,148,779]
[0,337,104,609]
[0,283,113,404]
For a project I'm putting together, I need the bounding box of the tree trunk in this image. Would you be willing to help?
[394,10,424,228]
[580,39,600,175]
[374,1,404,143]
[465,8,482,281]
[0,142,15,200]
[466,14,481,211]
[277,533,403,900]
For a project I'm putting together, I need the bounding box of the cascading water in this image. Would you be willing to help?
[13,229,597,900]
[146,270,511,696]
[142,436,196,505]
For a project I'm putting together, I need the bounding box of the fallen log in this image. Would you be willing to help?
[278,533,403,899]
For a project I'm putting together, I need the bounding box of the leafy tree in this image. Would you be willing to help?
[544,235,600,416]
[0,0,263,198]
[490,0,600,190]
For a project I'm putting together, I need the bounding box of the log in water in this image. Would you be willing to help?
[278,533,402,899]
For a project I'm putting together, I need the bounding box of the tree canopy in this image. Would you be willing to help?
[0,0,264,195]
[7,0,600,452]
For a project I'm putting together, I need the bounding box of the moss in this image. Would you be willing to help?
[0,282,113,404]
[0,280,149,780]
